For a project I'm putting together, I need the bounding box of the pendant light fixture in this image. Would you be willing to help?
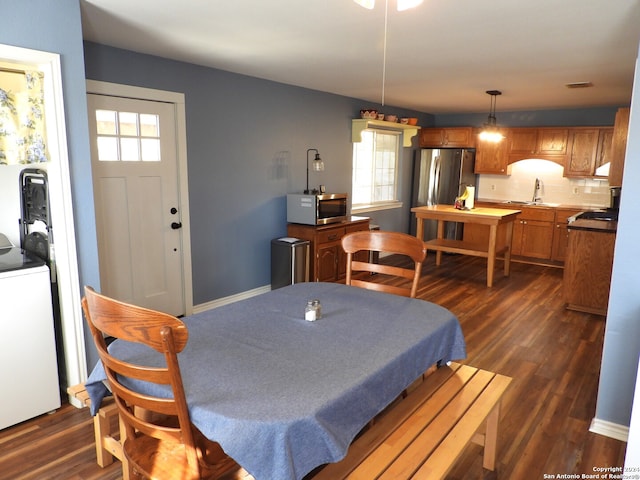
[353,0,424,106]
[353,0,423,11]
[479,90,505,142]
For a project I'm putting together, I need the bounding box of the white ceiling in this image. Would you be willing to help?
[80,0,640,114]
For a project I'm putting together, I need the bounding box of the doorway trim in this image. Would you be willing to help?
[0,44,86,396]
[85,80,193,315]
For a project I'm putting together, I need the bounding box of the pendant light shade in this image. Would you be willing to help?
[479,90,505,142]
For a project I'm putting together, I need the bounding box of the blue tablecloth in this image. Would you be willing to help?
[86,282,466,480]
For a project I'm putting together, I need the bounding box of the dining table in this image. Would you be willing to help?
[85,281,466,480]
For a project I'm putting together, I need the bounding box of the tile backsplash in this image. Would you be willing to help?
[476,159,610,208]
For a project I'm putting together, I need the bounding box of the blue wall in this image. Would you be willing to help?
[435,107,621,128]
[83,42,431,304]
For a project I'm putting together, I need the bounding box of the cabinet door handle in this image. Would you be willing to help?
[328,234,337,241]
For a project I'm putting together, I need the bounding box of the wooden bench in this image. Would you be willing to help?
[69,363,510,480]
[312,363,512,480]
[67,383,126,475]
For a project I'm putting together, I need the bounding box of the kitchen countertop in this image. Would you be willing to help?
[567,218,617,233]
[476,198,608,210]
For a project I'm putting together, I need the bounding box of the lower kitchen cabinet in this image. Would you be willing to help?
[464,203,582,265]
[287,217,370,282]
[511,207,555,259]
[551,208,582,262]
[563,225,616,315]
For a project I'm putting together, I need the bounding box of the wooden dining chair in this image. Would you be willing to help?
[341,230,426,298]
[82,286,239,480]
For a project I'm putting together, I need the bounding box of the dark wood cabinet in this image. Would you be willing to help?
[287,217,370,282]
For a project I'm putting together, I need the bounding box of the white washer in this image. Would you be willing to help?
[0,250,60,430]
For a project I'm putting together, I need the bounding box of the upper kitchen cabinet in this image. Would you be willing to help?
[507,127,568,164]
[419,127,475,148]
[564,128,605,177]
[595,128,614,177]
[608,107,630,187]
[474,128,510,174]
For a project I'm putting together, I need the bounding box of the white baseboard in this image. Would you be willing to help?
[589,417,629,442]
[193,285,271,314]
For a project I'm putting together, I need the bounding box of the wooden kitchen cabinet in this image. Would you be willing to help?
[287,217,370,282]
[551,208,582,262]
[465,202,574,264]
[609,107,630,187]
[511,207,555,259]
[507,127,568,164]
[595,128,614,175]
[419,127,475,148]
[564,225,616,315]
[474,128,510,174]
[564,128,601,177]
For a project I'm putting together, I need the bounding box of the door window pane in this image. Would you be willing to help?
[118,112,138,136]
[120,138,140,161]
[97,136,118,161]
[141,138,161,162]
[96,110,117,135]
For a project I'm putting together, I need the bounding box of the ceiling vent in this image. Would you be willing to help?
[565,82,594,89]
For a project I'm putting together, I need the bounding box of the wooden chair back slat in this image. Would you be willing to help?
[342,231,426,298]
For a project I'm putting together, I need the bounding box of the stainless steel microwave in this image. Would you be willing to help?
[287,193,348,225]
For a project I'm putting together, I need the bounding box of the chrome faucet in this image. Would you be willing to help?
[532,178,542,203]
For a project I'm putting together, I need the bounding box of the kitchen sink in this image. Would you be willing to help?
[502,200,560,207]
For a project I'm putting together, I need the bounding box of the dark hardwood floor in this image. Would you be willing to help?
[0,255,627,479]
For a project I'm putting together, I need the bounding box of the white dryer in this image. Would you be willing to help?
[0,235,60,430]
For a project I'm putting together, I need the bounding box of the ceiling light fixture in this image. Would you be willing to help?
[353,0,424,105]
[304,148,324,194]
[353,0,423,11]
[479,90,505,143]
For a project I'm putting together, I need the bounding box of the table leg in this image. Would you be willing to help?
[435,220,444,266]
[503,221,514,277]
[415,217,424,241]
[487,224,497,287]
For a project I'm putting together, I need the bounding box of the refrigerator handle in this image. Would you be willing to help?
[431,154,441,205]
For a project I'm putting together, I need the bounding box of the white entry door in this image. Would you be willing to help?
[87,93,186,316]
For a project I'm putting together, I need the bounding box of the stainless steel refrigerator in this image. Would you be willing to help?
[410,148,477,239]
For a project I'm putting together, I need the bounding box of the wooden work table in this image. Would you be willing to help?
[411,205,521,287]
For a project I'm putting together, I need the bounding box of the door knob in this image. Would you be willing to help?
[171,222,182,230]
